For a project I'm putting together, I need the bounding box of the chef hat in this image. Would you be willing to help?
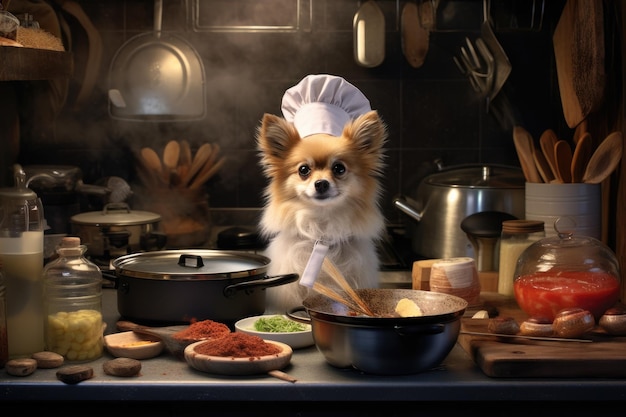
[281,74,371,138]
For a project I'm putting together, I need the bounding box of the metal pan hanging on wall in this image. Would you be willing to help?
[108,0,206,121]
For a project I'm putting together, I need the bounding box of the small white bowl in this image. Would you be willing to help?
[234,315,314,349]
[104,331,164,359]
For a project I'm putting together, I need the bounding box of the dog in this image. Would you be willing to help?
[256,110,388,313]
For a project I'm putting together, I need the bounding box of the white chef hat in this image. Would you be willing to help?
[281,74,371,138]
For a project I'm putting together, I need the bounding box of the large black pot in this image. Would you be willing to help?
[109,250,298,325]
[289,289,467,375]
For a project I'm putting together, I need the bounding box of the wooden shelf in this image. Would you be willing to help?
[0,47,73,81]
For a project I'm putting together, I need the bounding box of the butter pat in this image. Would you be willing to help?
[395,298,423,317]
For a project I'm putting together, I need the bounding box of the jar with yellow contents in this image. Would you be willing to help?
[43,237,103,362]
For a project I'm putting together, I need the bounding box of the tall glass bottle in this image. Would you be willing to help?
[43,236,103,362]
[0,164,45,358]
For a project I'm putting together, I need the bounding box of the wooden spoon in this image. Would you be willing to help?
[178,139,192,182]
[570,132,593,182]
[162,140,181,185]
[140,147,164,183]
[116,320,197,358]
[539,129,559,180]
[513,126,542,183]
[553,140,573,183]
[533,146,555,183]
[186,143,212,186]
[582,131,624,184]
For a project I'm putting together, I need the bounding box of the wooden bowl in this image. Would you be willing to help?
[184,339,292,376]
[104,331,164,359]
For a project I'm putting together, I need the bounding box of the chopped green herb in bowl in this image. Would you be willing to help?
[235,315,314,349]
[254,315,307,333]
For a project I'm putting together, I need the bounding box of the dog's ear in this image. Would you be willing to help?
[256,113,301,162]
[342,110,387,156]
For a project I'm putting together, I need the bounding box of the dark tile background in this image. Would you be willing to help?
[11,0,569,225]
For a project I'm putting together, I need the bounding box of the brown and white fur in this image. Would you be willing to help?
[256,110,388,313]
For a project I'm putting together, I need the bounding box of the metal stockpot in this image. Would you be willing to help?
[109,250,299,325]
[70,203,165,259]
[393,164,525,259]
[290,289,467,375]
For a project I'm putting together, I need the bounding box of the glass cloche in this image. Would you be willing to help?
[513,218,621,321]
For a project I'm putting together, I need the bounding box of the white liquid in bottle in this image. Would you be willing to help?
[0,231,44,358]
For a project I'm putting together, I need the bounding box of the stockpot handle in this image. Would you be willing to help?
[222,273,299,298]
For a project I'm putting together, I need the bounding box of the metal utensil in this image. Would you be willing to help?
[353,0,385,68]
[480,0,511,102]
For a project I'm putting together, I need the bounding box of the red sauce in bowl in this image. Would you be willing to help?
[514,270,619,321]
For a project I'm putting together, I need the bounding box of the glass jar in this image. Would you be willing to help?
[43,237,103,362]
[513,223,620,321]
[497,220,545,296]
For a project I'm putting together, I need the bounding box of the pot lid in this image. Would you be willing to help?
[426,164,524,188]
[71,203,161,226]
[112,250,270,280]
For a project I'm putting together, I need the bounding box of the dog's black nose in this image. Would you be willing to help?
[314,180,330,193]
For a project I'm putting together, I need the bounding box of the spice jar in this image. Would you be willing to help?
[497,220,544,296]
[513,223,620,321]
[43,237,104,362]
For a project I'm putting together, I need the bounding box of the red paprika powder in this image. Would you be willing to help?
[194,332,281,358]
[172,319,231,341]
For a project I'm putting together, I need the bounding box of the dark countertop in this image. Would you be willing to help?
[2,286,626,412]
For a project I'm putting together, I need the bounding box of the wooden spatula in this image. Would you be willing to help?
[513,126,542,183]
[539,129,559,181]
[553,140,573,183]
[570,132,593,182]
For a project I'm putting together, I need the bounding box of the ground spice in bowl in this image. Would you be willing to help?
[194,333,281,358]
[172,319,231,341]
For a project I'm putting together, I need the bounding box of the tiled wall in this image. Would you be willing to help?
[12,0,567,224]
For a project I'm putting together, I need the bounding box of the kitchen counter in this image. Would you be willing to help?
[3,283,626,412]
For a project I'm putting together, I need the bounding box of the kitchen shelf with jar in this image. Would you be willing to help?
[0,47,72,81]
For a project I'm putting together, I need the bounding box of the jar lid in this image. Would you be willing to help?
[502,219,544,234]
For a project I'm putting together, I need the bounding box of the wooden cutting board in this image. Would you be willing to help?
[458,293,626,378]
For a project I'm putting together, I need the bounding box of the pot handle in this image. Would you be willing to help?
[101,270,119,289]
[392,195,423,222]
[222,273,299,298]
[394,323,446,336]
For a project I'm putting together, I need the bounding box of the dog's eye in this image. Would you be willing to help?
[298,165,311,178]
[332,163,346,177]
